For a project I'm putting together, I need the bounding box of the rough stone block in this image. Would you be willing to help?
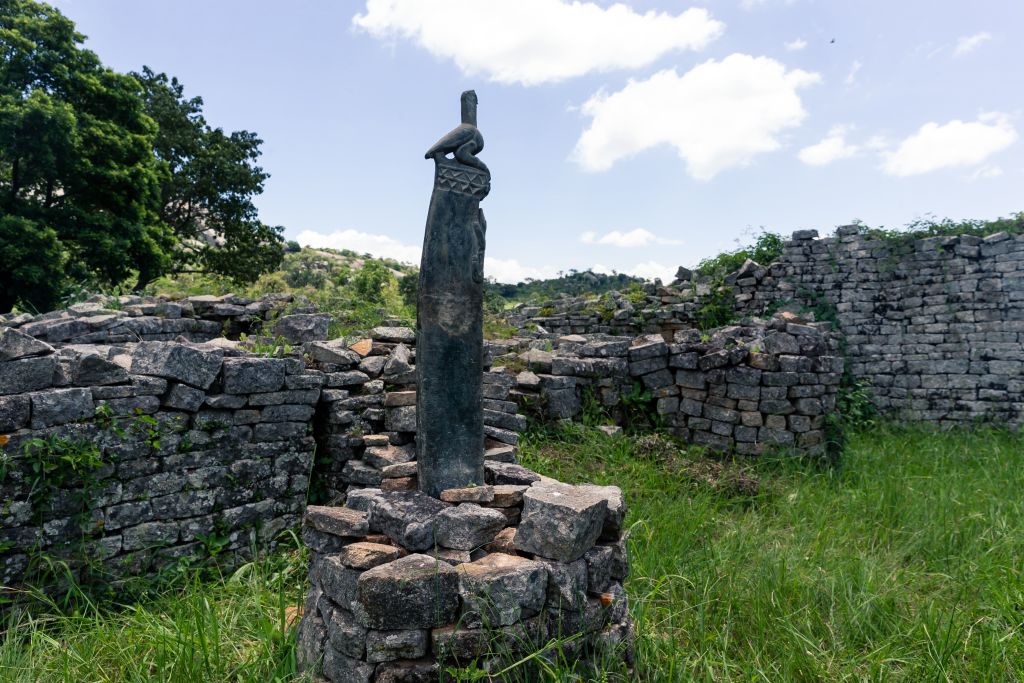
[434,504,506,550]
[0,355,57,396]
[221,357,286,394]
[306,506,369,538]
[365,629,428,663]
[0,327,54,361]
[130,342,222,390]
[354,554,459,629]
[339,542,403,570]
[273,314,330,343]
[457,553,547,628]
[514,482,608,562]
[368,491,450,552]
[0,394,30,431]
[30,387,94,428]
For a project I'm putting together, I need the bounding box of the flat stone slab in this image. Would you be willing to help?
[130,341,222,389]
[490,484,528,508]
[221,357,286,394]
[0,327,53,361]
[434,504,506,550]
[439,485,494,503]
[485,462,541,486]
[484,445,516,462]
[354,554,459,629]
[381,462,418,479]
[367,491,450,552]
[305,506,369,538]
[371,326,415,343]
[457,553,548,627]
[514,482,608,562]
[339,542,403,570]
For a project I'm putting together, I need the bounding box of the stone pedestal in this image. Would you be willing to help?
[295,462,635,682]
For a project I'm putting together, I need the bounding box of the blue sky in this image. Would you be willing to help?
[53,0,1023,282]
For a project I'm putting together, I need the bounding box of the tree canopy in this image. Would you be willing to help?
[0,0,282,313]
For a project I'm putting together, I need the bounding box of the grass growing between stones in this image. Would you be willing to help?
[3,423,1023,681]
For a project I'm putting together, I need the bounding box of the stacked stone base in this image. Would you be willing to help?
[296,464,633,682]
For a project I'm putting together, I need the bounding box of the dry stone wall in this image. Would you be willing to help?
[0,329,319,591]
[732,227,1024,426]
[0,322,529,592]
[491,315,842,455]
[503,227,1024,427]
[1,293,330,345]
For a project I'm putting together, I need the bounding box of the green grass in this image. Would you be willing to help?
[3,424,1023,681]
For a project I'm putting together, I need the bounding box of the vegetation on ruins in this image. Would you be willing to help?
[0,0,283,314]
[3,424,1022,681]
[487,270,646,303]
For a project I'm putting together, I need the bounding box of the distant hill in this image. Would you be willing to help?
[485,270,647,303]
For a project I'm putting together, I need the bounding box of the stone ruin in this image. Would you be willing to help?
[293,92,635,682]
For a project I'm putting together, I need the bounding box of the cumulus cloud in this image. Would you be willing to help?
[954,31,991,56]
[484,257,560,284]
[352,0,724,86]
[572,54,820,179]
[295,228,422,264]
[579,228,683,247]
[784,38,807,51]
[798,125,860,166]
[882,112,1018,177]
[591,261,676,282]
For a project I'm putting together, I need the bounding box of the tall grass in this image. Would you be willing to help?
[522,422,1024,681]
[3,424,1023,681]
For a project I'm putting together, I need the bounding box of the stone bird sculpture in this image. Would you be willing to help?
[424,90,488,173]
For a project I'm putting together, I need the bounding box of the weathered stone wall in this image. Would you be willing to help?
[490,315,842,455]
[1,293,331,345]
[0,324,528,591]
[732,228,1024,426]
[309,328,525,503]
[502,228,1024,427]
[0,330,319,590]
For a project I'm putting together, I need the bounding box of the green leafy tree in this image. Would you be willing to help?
[398,270,418,307]
[132,67,283,288]
[0,0,165,312]
[352,260,393,303]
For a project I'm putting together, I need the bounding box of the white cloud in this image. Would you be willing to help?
[844,59,862,85]
[296,228,422,264]
[882,112,1018,177]
[784,38,807,51]
[798,125,859,166]
[580,228,683,247]
[352,0,724,86]
[484,257,559,283]
[954,31,991,57]
[593,261,676,282]
[572,54,820,179]
[623,260,676,282]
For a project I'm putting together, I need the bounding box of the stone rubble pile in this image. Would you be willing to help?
[296,469,633,682]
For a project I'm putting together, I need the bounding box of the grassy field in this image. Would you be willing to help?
[2,424,1023,682]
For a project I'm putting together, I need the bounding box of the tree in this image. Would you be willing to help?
[0,0,165,312]
[132,67,283,288]
[352,260,393,303]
